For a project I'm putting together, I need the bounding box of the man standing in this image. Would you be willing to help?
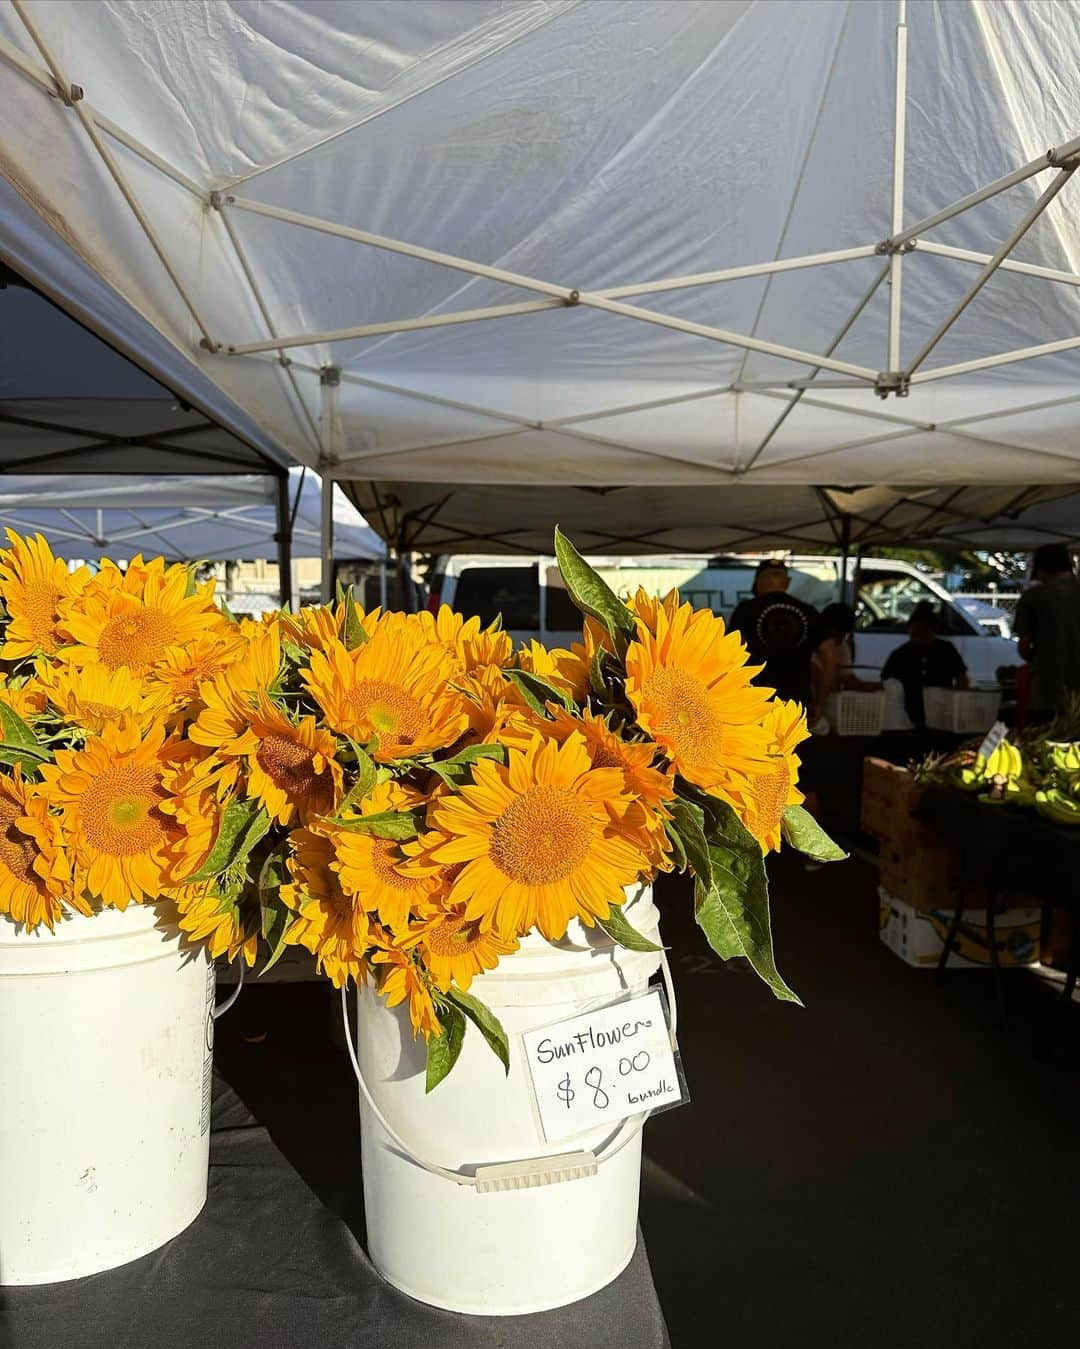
[731,560,824,707]
[1013,543,1080,722]
[881,602,968,725]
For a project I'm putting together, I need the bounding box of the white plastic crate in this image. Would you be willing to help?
[826,690,885,737]
[922,686,1001,735]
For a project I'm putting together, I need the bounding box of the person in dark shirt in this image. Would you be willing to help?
[1013,543,1080,722]
[881,601,968,725]
[731,560,824,707]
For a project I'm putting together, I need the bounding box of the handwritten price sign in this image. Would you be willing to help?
[522,988,685,1144]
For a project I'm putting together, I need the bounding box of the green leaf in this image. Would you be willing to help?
[0,701,41,751]
[554,526,636,645]
[342,587,369,649]
[504,667,573,715]
[588,646,609,698]
[337,743,378,814]
[184,799,271,883]
[281,640,307,667]
[184,564,200,598]
[425,1002,467,1092]
[425,742,507,789]
[694,801,802,1006]
[595,901,664,953]
[0,745,49,771]
[781,805,848,862]
[446,987,510,1075]
[663,817,688,871]
[327,809,422,840]
[667,796,712,890]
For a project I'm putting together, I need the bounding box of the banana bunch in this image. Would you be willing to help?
[1034,787,1080,826]
[1049,742,1080,773]
[974,741,1038,807]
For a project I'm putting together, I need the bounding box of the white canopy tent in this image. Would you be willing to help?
[2,1,1080,584]
[0,467,385,563]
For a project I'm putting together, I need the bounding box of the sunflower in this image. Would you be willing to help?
[740,699,810,853]
[36,660,173,734]
[279,601,381,655]
[0,674,48,722]
[417,605,513,674]
[0,530,88,658]
[421,732,651,941]
[234,696,341,825]
[332,781,442,933]
[514,705,677,870]
[38,718,193,908]
[0,771,74,931]
[372,943,442,1038]
[303,625,468,762]
[403,902,519,992]
[455,663,530,744]
[59,558,229,676]
[625,600,775,801]
[189,622,283,754]
[280,826,370,988]
[626,586,681,636]
[152,631,247,709]
[169,884,261,966]
[517,640,589,704]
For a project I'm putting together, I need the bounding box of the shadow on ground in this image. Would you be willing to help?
[215,853,1080,1348]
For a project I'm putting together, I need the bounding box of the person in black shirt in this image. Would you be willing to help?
[881,602,968,725]
[731,560,824,707]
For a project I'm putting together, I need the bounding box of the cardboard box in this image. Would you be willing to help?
[861,758,925,845]
[878,838,969,910]
[878,889,1041,969]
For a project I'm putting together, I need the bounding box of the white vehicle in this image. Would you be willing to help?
[426,553,1018,688]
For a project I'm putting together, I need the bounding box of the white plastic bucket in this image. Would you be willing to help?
[0,903,220,1285]
[350,883,666,1315]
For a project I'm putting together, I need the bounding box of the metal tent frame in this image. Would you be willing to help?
[3,1,1080,588]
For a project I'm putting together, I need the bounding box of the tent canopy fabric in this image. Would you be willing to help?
[345,480,1080,556]
[0,468,385,562]
[3,1,1080,554]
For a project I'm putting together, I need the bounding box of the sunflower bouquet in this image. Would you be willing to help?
[0,527,843,1089]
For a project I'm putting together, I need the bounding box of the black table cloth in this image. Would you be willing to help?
[2,1078,670,1349]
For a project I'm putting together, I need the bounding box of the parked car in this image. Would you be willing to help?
[426,553,1018,689]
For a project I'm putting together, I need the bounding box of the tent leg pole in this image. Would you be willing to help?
[276,472,293,611]
[320,473,334,604]
[839,515,853,605]
[379,561,388,609]
[887,0,908,372]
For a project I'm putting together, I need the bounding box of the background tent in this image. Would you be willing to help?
[3,1,1080,572]
[349,480,1080,556]
[0,468,385,563]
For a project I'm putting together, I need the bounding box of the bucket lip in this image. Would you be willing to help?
[0,900,169,946]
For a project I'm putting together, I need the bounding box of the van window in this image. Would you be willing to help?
[856,571,973,636]
[453,565,539,629]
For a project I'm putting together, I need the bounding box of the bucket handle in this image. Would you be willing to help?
[340,950,678,1191]
[212,960,244,1020]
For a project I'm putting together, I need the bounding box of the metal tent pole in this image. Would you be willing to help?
[887,0,908,374]
[275,471,293,611]
[319,367,341,604]
[839,513,853,605]
[905,165,1077,379]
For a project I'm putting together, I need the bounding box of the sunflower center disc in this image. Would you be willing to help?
[490,784,593,885]
[0,798,38,883]
[81,764,168,856]
[641,667,721,762]
[98,606,178,671]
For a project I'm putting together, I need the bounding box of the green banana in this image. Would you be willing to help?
[1034,788,1080,826]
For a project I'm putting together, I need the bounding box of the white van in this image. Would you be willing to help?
[425,554,1018,688]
